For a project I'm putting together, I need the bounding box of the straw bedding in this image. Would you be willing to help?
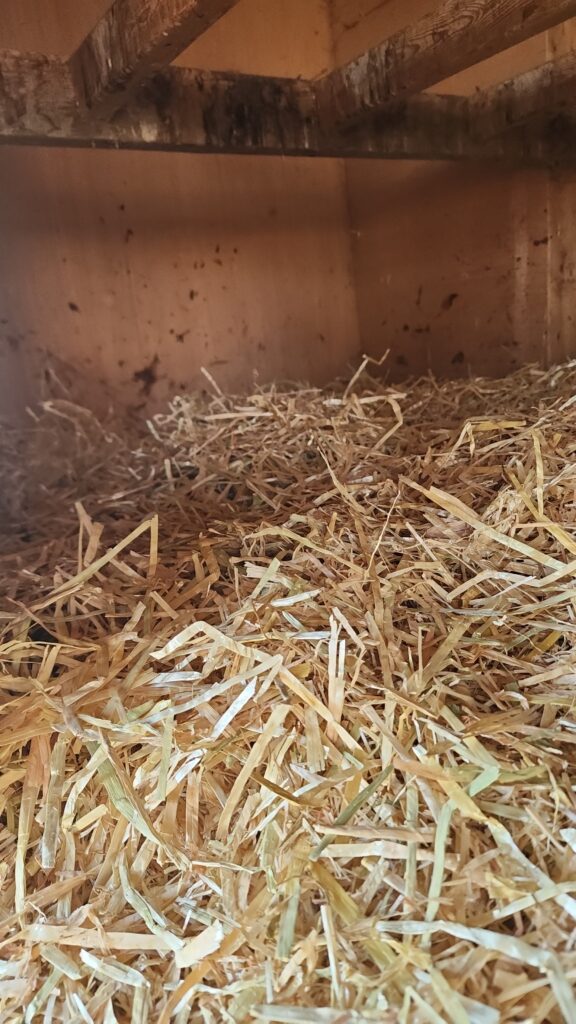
[1,360,576,1023]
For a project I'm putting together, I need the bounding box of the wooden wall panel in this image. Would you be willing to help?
[3,0,574,419]
[0,148,357,413]
[180,0,334,76]
[341,160,552,379]
[0,0,359,420]
[331,0,576,379]
[0,0,111,55]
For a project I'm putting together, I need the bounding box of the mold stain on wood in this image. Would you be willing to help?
[133,354,159,396]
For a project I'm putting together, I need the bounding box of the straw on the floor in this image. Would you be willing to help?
[1,359,576,1023]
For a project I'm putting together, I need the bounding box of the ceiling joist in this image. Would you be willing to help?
[0,51,479,160]
[318,0,576,127]
[70,0,241,114]
[0,50,556,162]
[472,51,576,139]
[2,0,576,166]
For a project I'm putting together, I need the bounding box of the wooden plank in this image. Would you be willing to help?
[0,53,323,156]
[319,0,576,127]
[70,0,241,114]
[0,52,480,160]
[471,52,576,139]
[0,50,569,164]
[0,51,74,132]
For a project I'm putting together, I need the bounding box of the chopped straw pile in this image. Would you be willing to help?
[2,360,576,1024]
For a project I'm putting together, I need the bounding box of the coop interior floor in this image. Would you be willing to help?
[1,360,576,1022]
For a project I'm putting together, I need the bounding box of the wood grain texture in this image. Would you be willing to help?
[0,50,565,164]
[0,54,321,155]
[320,0,576,125]
[70,0,240,113]
[0,51,74,130]
[471,51,576,138]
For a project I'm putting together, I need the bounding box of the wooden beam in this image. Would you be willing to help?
[0,51,74,134]
[0,50,569,165]
[0,53,324,156]
[70,0,240,114]
[0,52,482,160]
[319,0,576,127]
[471,52,576,139]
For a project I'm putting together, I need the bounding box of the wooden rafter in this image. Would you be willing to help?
[0,52,470,159]
[0,51,73,132]
[471,51,576,139]
[318,0,576,127]
[70,0,241,114]
[0,49,573,165]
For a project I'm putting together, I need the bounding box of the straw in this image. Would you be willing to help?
[2,359,576,1021]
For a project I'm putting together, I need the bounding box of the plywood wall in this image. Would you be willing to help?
[0,0,359,420]
[3,1,576,421]
[331,0,576,379]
